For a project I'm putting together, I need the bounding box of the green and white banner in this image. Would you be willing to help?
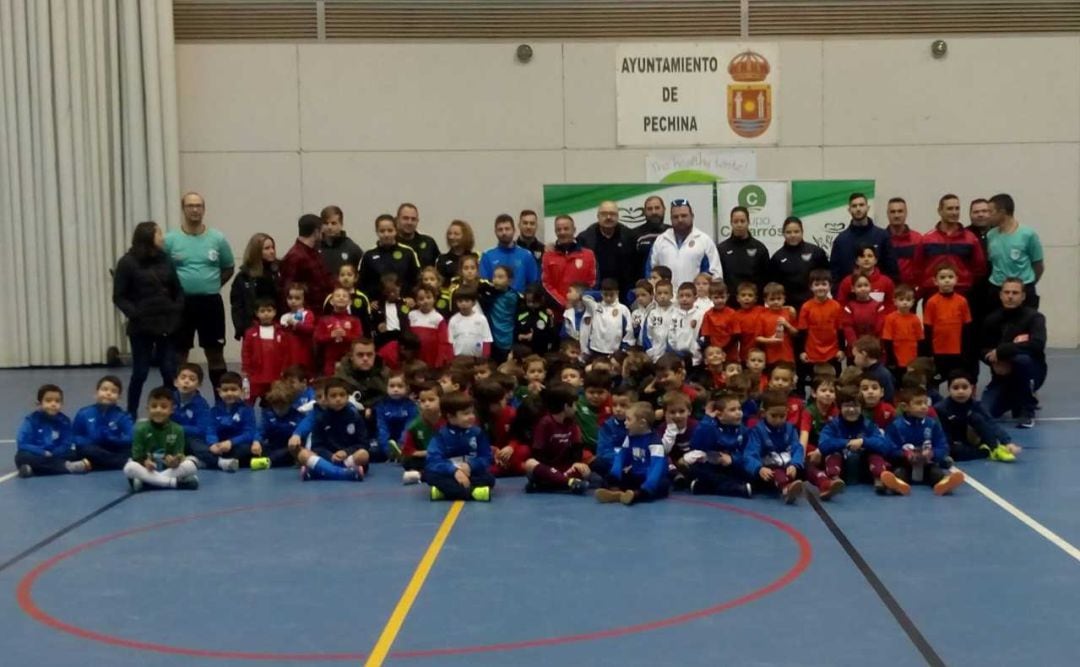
[715,181,789,253]
[791,180,876,255]
[645,150,757,183]
[541,183,715,241]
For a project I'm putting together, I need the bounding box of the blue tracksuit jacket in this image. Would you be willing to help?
[818,416,893,457]
[690,416,749,467]
[72,404,133,450]
[595,416,628,471]
[933,397,1010,447]
[743,420,805,476]
[885,414,949,464]
[425,425,493,477]
[211,401,258,448]
[375,396,419,453]
[172,391,217,443]
[310,404,368,456]
[610,432,667,495]
[16,410,74,457]
[262,405,303,450]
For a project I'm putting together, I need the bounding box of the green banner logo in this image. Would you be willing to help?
[738,184,767,211]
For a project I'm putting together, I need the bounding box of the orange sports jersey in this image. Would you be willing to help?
[797,298,843,363]
[756,306,797,364]
[701,306,737,352]
[881,311,924,367]
[923,292,971,355]
[732,305,763,361]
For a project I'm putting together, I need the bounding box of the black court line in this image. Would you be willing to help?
[0,492,133,575]
[806,493,947,667]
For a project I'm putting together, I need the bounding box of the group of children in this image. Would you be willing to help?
[15,249,1021,503]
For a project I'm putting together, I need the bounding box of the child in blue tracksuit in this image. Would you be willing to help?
[257,381,303,469]
[423,392,495,501]
[172,363,219,470]
[482,265,520,362]
[375,372,419,462]
[935,370,1020,463]
[295,378,369,481]
[743,391,806,503]
[685,393,752,498]
[15,384,90,477]
[596,401,669,504]
[816,388,893,495]
[592,387,633,481]
[72,375,133,470]
[207,372,257,470]
[884,387,965,496]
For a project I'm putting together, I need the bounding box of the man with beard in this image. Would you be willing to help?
[479,213,539,293]
[980,278,1046,429]
[542,215,597,309]
[646,199,722,287]
[576,200,638,300]
[829,192,898,283]
[516,209,545,269]
[396,203,441,268]
[632,195,670,277]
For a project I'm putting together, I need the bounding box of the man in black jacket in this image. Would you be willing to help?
[576,200,638,301]
[980,277,1047,428]
[395,203,441,269]
[319,205,363,277]
[631,195,670,276]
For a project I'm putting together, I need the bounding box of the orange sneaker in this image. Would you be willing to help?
[933,470,966,496]
[880,471,911,496]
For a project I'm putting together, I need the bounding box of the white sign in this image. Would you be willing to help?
[645,150,757,183]
[715,181,790,254]
[542,183,715,242]
[616,43,779,146]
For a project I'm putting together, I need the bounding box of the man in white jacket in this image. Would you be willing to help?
[646,198,723,287]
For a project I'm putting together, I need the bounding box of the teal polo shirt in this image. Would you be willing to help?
[164,227,235,295]
[987,225,1043,286]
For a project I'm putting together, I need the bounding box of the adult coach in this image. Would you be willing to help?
[361,213,421,297]
[646,198,721,287]
[717,205,769,297]
[542,215,596,309]
[479,213,539,292]
[280,213,335,309]
[165,192,234,392]
[319,205,363,278]
[396,203,440,268]
[829,192,898,283]
[980,277,1046,428]
[918,193,987,297]
[986,193,1044,309]
[576,200,637,298]
[516,209,545,268]
[884,197,923,290]
[767,216,828,315]
[632,195,669,274]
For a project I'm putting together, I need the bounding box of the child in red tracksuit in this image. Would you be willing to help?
[315,287,364,376]
[474,379,528,477]
[280,283,316,376]
[241,299,290,404]
[523,384,590,494]
[766,362,804,426]
[835,246,896,307]
[842,274,886,355]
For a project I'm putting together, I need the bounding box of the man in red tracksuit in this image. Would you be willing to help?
[241,300,290,404]
[885,197,923,292]
[918,194,987,298]
[542,215,597,311]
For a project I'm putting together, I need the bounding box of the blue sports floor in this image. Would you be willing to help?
[2,354,1080,666]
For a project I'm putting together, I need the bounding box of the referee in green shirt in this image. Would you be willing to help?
[987,193,1044,310]
[165,192,236,392]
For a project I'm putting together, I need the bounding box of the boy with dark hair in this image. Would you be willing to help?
[485,265,520,363]
[934,370,1020,462]
[853,335,896,404]
[173,363,219,471]
[587,278,635,356]
[859,374,896,429]
[316,286,364,376]
[881,284,923,379]
[686,392,752,498]
[884,387,965,496]
[473,379,523,477]
[15,384,90,477]
[401,381,444,484]
[596,401,669,504]
[817,387,893,494]
[755,283,797,365]
[733,282,762,362]
[205,371,256,471]
[799,376,838,453]
[743,390,805,503]
[375,371,418,462]
[577,369,613,454]
[241,298,289,404]
[524,384,589,494]
[254,380,303,469]
[592,386,634,481]
[797,269,845,384]
[766,362,804,426]
[700,281,738,361]
[668,282,705,366]
[296,377,370,481]
[124,387,199,491]
[922,263,973,382]
[448,286,493,358]
[423,392,495,501]
[515,284,558,355]
[73,375,133,470]
[641,280,675,362]
[660,390,699,489]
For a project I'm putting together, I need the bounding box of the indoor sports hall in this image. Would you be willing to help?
[2,2,1079,666]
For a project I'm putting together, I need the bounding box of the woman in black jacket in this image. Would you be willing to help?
[229,232,281,339]
[113,221,185,415]
[766,216,830,315]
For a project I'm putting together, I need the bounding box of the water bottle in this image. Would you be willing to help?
[242,377,251,401]
[775,319,785,339]
[912,439,929,483]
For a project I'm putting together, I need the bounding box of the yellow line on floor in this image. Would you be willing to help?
[364,500,465,667]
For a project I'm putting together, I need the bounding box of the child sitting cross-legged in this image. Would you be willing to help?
[596,401,670,505]
[253,380,303,470]
[208,372,257,470]
[592,386,634,483]
[400,381,444,485]
[423,392,496,501]
[72,375,133,471]
[883,387,966,496]
[814,388,889,498]
[15,384,91,478]
[743,390,805,504]
[123,387,199,491]
[374,371,418,463]
[524,384,590,494]
[296,377,370,481]
[684,392,753,498]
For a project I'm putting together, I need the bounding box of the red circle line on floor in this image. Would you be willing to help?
[17,491,813,661]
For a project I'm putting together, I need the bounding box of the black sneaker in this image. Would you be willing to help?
[524,480,539,494]
[1017,413,1035,429]
[567,478,587,495]
[176,476,199,490]
[672,474,690,491]
[17,464,32,479]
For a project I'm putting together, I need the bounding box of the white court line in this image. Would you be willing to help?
[0,471,18,484]
[0,439,13,444]
[960,468,1080,565]
[1031,417,1080,422]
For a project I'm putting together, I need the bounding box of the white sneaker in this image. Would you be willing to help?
[219,458,239,472]
[402,470,421,485]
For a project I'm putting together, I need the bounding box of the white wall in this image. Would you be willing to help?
[177,37,1080,357]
